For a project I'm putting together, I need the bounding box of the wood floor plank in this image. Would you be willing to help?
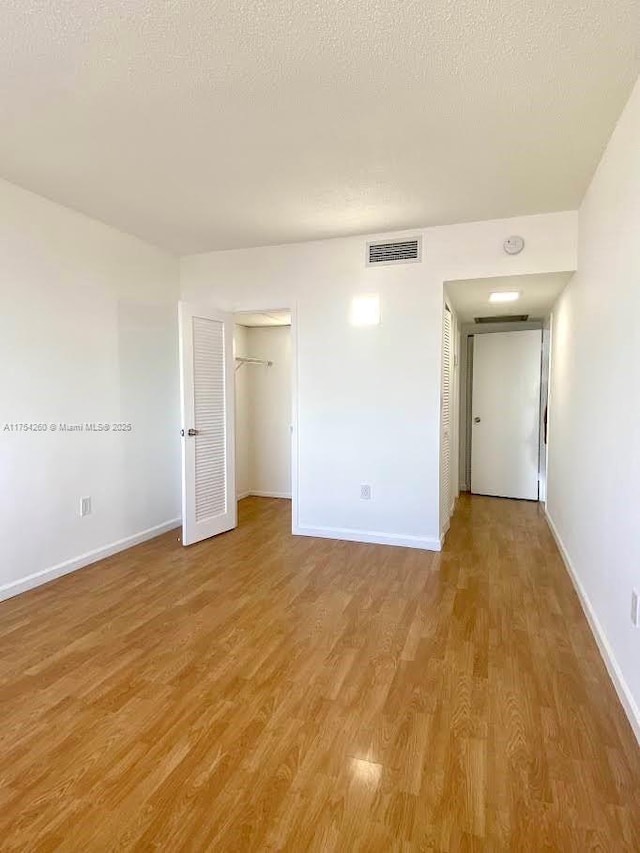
[0,494,639,850]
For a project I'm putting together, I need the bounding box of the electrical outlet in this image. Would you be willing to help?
[631,590,639,627]
[360,484,372,500]
[80,497,92,517]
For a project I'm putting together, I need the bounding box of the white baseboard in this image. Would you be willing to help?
[249,491,292,499]
[236,491,251,500]
[545,509,640,746]
[294,524,441,552]
[0,518,181,604]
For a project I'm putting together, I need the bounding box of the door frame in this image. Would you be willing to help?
[231,303,299,534]
[458,320,544,493]
[469,328,542,500]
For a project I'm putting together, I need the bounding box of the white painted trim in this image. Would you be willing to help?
[236,491,251,500]
[440,518,450,545]
[294,524,441,551]
[545,509,640,746]
[440,495,457,544]
[291,302,300,536]
[250,491,292,499]
[0,518,181,604]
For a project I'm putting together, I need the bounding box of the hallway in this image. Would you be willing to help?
[0,496,638,849]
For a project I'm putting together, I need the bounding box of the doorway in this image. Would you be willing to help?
[233,310,292,514]
[178,303,294,548]
[440,272,573,531]
[470,329,542,499]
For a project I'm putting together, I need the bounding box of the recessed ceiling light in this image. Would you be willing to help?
[489,291,520,303]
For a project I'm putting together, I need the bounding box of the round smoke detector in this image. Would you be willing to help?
[503,235,525,255]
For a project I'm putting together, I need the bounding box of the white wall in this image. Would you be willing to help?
[234,325,292,499]
[547,78,640,740]
[0,179,181,600]
[246,326,292,498]
[233,324,251,498]
[181,210,577,549]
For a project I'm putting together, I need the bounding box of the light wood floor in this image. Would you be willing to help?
[1,496,639,850]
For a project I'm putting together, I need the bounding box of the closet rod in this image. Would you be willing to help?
[235,356,273,371]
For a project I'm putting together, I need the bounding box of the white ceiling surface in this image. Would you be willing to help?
[1,2,639,254]
[235,310,291,328]
[445,273,573,322]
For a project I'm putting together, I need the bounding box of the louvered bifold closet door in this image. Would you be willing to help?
[179,304,236,546]
[193,318,226,522]
[441,306,453,532]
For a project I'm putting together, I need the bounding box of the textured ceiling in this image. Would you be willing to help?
[445,273,574,322]
[1,1,639,254]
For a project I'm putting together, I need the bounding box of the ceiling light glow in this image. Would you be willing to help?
[350,294,380,326]
[489,291,520,303]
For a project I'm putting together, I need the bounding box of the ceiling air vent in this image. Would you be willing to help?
[367,237,421,266]
[474,314,529,324]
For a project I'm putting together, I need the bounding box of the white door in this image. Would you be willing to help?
[179,303,236,546]
[471,330,542,500]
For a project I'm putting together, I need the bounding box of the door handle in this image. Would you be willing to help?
[473,417,481,424]
[187,428,199,436]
